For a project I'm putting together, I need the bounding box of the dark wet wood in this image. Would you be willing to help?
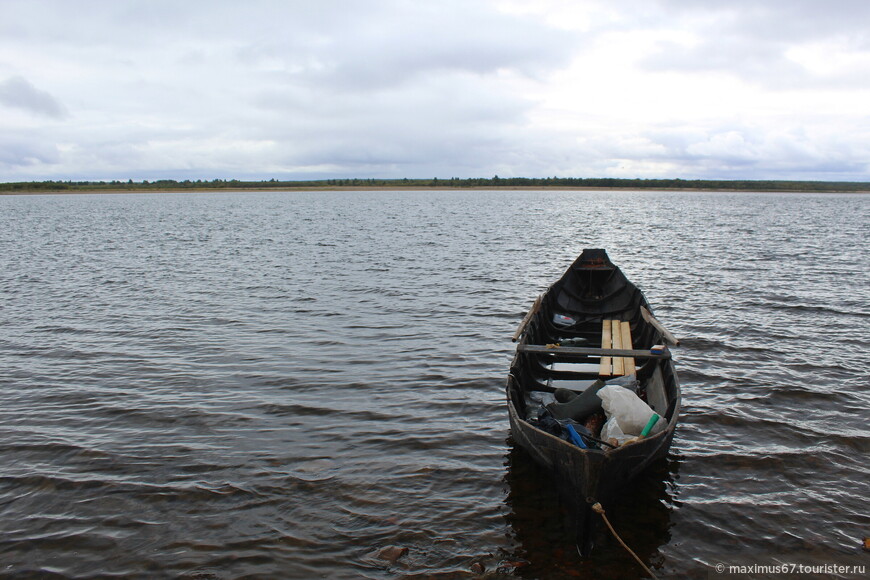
[641,306,680,346]
[517,344,670,358]
[512,293,543,342]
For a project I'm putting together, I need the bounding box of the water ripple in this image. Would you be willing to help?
[0,190,867,578]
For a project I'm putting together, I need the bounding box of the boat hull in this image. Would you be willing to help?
[506,249,681,551]
[507,386,677,507]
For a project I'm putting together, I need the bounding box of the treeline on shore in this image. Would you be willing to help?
[2,177,869,192]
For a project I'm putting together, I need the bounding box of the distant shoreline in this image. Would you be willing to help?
[2,185,869,195]
[5,176,870,195]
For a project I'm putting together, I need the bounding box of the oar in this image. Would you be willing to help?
[517,344,671,359]
[640,306,680,346]
[512,294,543,342]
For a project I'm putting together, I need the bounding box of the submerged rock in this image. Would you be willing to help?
[376,545,408,563]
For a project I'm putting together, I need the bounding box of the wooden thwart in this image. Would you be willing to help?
[517,345,669,358]
[601,320,635,376]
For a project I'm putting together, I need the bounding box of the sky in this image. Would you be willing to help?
[2,0,870,182]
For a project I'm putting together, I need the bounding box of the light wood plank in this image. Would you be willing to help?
[599,319,612,375]
[611,319,624,375]
[620,321,636,375]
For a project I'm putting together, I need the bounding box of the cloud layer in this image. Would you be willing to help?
[1,0,869,181]
[0,76,68,119]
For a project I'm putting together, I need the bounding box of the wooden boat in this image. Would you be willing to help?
[507,249,681,552]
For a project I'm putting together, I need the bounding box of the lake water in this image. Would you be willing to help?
[0,189,867,579]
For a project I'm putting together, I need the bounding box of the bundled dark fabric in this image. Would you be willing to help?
[528,408,562,437]
[529,408,600,449]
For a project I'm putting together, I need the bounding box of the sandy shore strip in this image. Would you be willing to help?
[3,185,870,195]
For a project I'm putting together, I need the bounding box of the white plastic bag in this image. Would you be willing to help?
[600,416,632,445]
[597,385,665,436]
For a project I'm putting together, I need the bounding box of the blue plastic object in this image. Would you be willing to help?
[565,424,588,449]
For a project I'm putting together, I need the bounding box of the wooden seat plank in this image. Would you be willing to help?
[611,320,625,375]
[598,319,637,376]
[600,320,612,375]
[620,321,636,375]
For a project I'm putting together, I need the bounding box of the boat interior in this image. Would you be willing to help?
[508,252,679,430]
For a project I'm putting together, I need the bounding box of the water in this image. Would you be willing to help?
[0,189,867,579]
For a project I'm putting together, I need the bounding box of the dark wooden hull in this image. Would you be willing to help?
[506,249,681,550]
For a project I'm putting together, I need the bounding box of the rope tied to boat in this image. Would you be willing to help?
[591,502,659,580]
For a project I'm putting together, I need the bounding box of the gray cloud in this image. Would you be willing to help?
[655,0,870,41]
[227,2,575,96]
[0,76,68,119]
[0,133,62,169]
[0,0,868,181]
[638,0,870,88]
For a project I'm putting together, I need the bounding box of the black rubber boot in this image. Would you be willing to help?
[546,379,606,421]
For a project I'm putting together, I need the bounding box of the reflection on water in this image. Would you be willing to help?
[503,439,678,579]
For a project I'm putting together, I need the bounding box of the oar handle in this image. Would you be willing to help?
[640,306,680,346]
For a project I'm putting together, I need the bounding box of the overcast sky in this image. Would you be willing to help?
[2,0,870,182]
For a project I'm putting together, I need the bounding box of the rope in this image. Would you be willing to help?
[591,502,659,580]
